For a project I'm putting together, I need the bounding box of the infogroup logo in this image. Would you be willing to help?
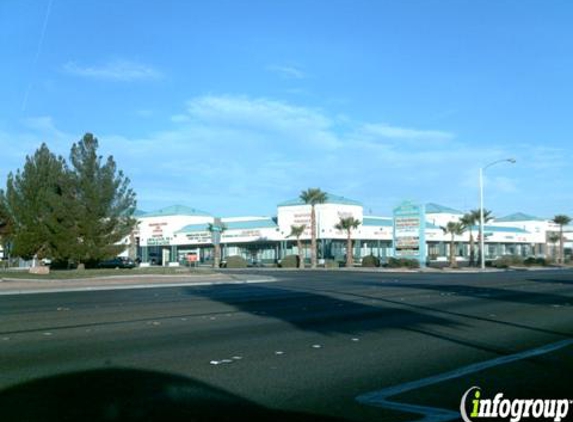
[460,387,571,422]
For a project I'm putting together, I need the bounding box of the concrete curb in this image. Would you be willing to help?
[0,272,220,283]
[0,277,278,296]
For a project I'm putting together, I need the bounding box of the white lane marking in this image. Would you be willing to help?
[356,338,573,422]
[0,278,277,295]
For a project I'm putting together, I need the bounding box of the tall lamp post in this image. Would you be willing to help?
[479,158,516,270]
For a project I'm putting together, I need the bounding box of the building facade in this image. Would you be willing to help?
[132,193,568,267]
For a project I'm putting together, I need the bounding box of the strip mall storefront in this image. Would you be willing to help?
[133,196,556,266]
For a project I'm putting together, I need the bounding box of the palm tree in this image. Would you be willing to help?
[207,221,227,268]
[476,209,494,265]
[548,233,560,262]
[441,221,466,268]
[335,217,361,267]
[460,212,477,266]
[300,188,327,268]
[552,215,571,264]
[288,224,306,268]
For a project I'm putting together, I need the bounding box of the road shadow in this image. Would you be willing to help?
[356,280,572,307]
[184,283,462,336]
[528,275,573,286]
[0,367,345,422]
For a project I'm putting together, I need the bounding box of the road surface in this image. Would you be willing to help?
[1,269,572,421]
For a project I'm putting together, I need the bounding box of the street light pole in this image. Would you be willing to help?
[479,158,516,270]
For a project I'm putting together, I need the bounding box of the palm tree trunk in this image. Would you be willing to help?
[310,205,317,268]
[346,231,353,267]
[450,235,456,268]
[477,228,482,267]
[468,231,475,267]
[213,244,220,268]
[559,226,564,264]
[297,238,304,268]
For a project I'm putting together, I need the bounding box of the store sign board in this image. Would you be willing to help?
[393,201,426,267]
[185,232,211,244]
[147,236,171,246]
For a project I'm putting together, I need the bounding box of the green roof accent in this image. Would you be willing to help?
[485,225,529,234]
[425,203,463,215]
[177,218,278,234]
[143,204,212,218]
[495,212,544,222]
[278,193,362,207]
[224,218,278,230]
[133,209,147,217]
[176,223,210,234]
[362,217,393,227]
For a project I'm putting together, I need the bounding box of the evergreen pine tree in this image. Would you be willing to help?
[1,144,72,261]
[68,133,137,265]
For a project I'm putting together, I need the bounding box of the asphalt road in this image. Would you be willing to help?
[1,269,572,421]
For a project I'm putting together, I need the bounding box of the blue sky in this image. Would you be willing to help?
[1,0,571,218]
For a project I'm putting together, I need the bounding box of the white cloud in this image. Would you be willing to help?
[135,109,154,118]
[267,64,306,79]
[359,123,455,141]
[170,114,189,123]
[63,60,162,81]
[181,95,341,149]
[2,96,567,217]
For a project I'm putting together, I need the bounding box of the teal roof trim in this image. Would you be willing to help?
[143,204,212,218]
[495,212,544,222]
[224,219,278,230]
[176,223,210,234]
[362,217,393,227]
[133,209,147,217]
[278,193,362,207]
[484,225,529,234]
[177,219,278,234]
[460,225,529,234]
[425,203,463,214]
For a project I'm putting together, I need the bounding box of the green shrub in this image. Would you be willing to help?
[524,257,548,266]
[280,254,300,268]
[386,257,420,268]
[493,255,523,268]
[323,259,340,268]
[225,255,248,268]
[362,255,380,267]
[404,258,420,269]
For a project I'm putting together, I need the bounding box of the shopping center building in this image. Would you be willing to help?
[132,193,571,267]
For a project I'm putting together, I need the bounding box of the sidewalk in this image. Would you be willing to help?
[0,273,277,295]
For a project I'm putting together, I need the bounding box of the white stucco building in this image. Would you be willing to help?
[130,193,569,266]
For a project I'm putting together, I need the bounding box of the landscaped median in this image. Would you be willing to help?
[0,267,277,295]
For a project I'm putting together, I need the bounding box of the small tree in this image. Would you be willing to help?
[300,188,327,268]
[1,144,74,263]
[548,233,560,262]
[207,221,227,268]
[0,191,13,254]
[69,133,137,267]
[442,221,466,268]
[335,216,361,267]
[288,224,306,268]
[461,211,477,266]
[552,215,571,264]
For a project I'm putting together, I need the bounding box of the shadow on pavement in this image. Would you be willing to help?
[528,276,573,286]
[184,283,463,336]
[356,280,572,307]
[0,367,345,422]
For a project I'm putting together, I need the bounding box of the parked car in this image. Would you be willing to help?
[97,257,136,269]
